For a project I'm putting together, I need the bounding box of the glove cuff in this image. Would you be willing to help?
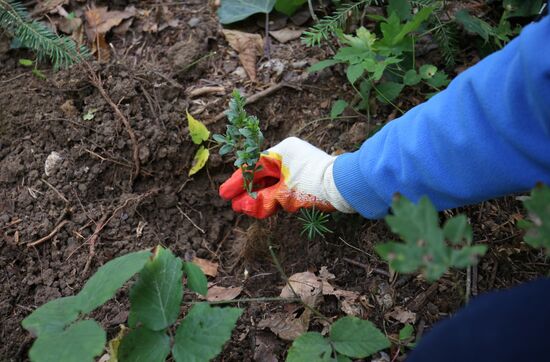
[322,162,356,213]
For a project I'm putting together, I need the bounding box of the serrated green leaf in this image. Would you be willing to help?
[275,0,307,16]
[28,320,106,362]
[419,64,437,79]
[346,63,364,84]
[403,69,421,86]
[520,184,550,253]
[187,111,210,145]
[217,0,276,24]
[307,59,339,73]
[286,332,333,362]
[22,296,81,336]
[426,71,450,88]
[330,100,348,119]
[172,303,242,362]
[450,245,487,268]
[118,327,170,362]
[183,262,208,296]
[376,81,404,103]
[189,145,210,176]
[443,215,472,245]
[78,250,152,314]
[375,241,423,274]
[129,247,183,331]
[19,58,33,66]
[399,324,414,341]
[455,10,494,42]
[330,316,390,358]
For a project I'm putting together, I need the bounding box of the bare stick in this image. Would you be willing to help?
[176,205,205,234]
[41,178,69,204]
[27,220,69,247]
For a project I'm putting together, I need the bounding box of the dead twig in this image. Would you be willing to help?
[27,220,69,247]
[176,205,205,234]
[41,178,69,204]
[342,257,391,277]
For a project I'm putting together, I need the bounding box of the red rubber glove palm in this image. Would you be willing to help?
[220,137,355,219]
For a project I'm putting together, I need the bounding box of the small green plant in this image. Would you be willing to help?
[519,184,550,254]
[298,207,333,240]
[214,90,265,196]
[19,58,46,79]
[0,0,89,69]
[286,316,390,361]
[375,195,488,282]
[22,246,242,362]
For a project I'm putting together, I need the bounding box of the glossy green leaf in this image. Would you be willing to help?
[183,262,208,296]
[376,81,404,103]
[218,0,276,24]
[129,247,183,331]
[330,316,390,358]
[286,332,333,362]
[172,303,242,362]
[275,0,307,16]
[77,251,151,314]
[187,111,210,145]
[189,145,210,176]
[330,100,348,119]
[22,296,81,336]
[118,327,170,362]
[519,184,550,253]
[29,320,106,362]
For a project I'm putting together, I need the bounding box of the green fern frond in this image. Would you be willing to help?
[302,0,381,47]
[0,0,89,69]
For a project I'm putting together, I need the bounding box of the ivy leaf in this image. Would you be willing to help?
[77,250,151,314]
[129,247,183,331]
[275,0,307,16]
[189,145,210,176]
[519,184,550,253]
[22,296,81,336]
[376,81,404,103]
[217,0,276,24]
[118,327,170,362]
[28,320,106,362]
[403,69,421,86]
[330,100,348,119]
[286,332,333,362]
[187,111,210,145]
[330,316,390,358]
[183,262,208,296]
[172,303,242,362]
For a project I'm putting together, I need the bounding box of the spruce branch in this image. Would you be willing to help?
[0,0,89,69]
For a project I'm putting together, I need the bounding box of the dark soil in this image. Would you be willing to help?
[1,1,548,361]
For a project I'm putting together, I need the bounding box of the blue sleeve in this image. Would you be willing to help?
[333,10,550,219]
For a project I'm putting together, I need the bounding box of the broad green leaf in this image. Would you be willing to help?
[286,332,333,362]
[520,184,550,253]
[29,320,106,362]
[218,0,276,24]
[375,241,423,274]
[275,0,307,16]
[189,145,210,176]
[308,59,339,73]
[330,100,348,119]
[19,58,33,66]
[403,69,421,86]
[399,324,414,341]
[388,0,411,21]
[419,64,437,79]
[503,0,544,18]
[129,247,183,331]
[330,316,390,358]
[426,71,450,88]
[443,215,472,245]
[346,63,364,84]
[22,296,81,336]
[172,303,242,362]
[455,10,494,42]
[450,245,487,268]
[187,111,210,145]
[375,81,404,103]
[394,7,433,44]
[183,262,208,296]
[336,354,353,362]
[118,327,170,362]
[77,250,151,314]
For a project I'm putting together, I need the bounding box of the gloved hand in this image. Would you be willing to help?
[219,137,355,219]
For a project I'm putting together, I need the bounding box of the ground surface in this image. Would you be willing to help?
[0,1,548,361]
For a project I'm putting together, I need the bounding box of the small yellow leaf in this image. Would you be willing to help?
[106,325,128,362]
[187,111,210,145]
[189,146,210,176]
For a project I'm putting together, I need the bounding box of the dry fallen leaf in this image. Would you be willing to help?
[269,28,304,43]
[192,257,219,277]
[386,306,417,324]
[280,271,322,306]
[206,286,242,302]
[257,309,311,341]
[222,29,263,81]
